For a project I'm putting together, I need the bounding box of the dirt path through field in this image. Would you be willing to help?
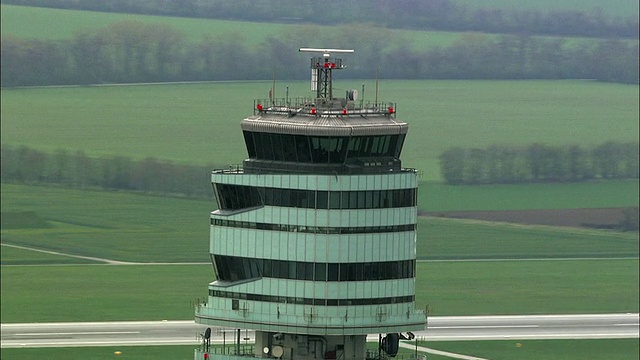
[0,243,208,265]
[423,207,632,229]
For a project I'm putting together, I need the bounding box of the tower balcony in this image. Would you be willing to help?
[253,97,397,118]
[195,300,426,336]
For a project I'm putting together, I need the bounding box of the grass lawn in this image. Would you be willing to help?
[417,339,640,360]
[1,339,638,360]
[2,80,638,181]
[414,259,639,316]
[0,346,197,360]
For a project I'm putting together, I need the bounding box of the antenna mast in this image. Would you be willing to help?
[299,48,354,100]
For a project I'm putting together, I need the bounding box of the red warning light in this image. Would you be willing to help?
[311,108,317,115]
[204,353,209,359]
[388,107,394,114]
[342,108,347,115]
[257,104,263,111]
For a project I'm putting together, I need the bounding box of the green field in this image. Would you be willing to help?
[420,179,639,211]
[0,4,462,50]
[419,339,640,360]
[0,4,288,42]
[455,0,639,18]
[1,260,637,323]
[0,346,198,360]
[2,80,638,181]
[2,184,637,322]
[1,339,638,360]
[3,3,636,46]
[1,4,638,358]
[2,184,638,264]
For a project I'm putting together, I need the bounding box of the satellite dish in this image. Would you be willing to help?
[272,345,284,358]
[347,89,358,101]
[204,328,211,340]
[263,347,270,354]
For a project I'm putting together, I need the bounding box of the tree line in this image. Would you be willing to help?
[1,21,638,87]
[3,0,638,39]
[439,141,639,185]
[0,145,218,199]
[4,141,637,195]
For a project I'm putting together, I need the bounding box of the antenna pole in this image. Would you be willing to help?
[272,66,276,104]
[375,66,379,105]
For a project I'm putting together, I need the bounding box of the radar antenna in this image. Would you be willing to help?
[299,48,354,100]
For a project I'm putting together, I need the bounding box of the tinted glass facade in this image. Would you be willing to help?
[214,184,416,211]
[213,254,415,283]
[243,132,406,163]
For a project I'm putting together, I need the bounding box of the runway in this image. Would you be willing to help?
[1,313,638,348]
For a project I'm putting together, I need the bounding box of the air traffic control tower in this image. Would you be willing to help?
[195,49,425,360]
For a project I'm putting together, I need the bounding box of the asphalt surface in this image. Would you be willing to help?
[2,313,638,348]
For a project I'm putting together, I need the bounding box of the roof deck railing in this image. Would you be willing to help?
[254,97,397,118]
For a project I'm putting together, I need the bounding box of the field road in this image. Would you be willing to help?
[1,314,637,348]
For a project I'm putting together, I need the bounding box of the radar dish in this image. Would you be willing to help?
[348,89,359,101]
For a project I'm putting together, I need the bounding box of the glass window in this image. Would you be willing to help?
[347,137,361,159]
[280,260,288,279]
[365,191,373,208]
[295,135,311,162]
[210,254,219,280]
[272,133,284,161]
[242,258,252,279]
[371,136,381,156]
[354,263,364,281]
[341,191,350,209]
[328,263,339,281]
[288,261,297,279]
[381,135,391,156]
[297,262,306,279]
[315,263,326,281]
[329,191,340,209]
[281,134,297,162]
[305,263,314,281]
[261,133,274,160]
[272,188,282,206]
[243,131,256,158]
[339,264,348,281]
[319,137,331,163]
[263,259,272,277]
[271,260,280,278]
[394,134,406,158]
[381,190,390,208]
[357,191,365,209]
[317,191,328,209]
[349,191,358,209]
[372,190,381,208]
[253,132,265,159]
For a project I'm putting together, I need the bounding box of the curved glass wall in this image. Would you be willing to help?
[214,184,416,211]
[243,132,406,163]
